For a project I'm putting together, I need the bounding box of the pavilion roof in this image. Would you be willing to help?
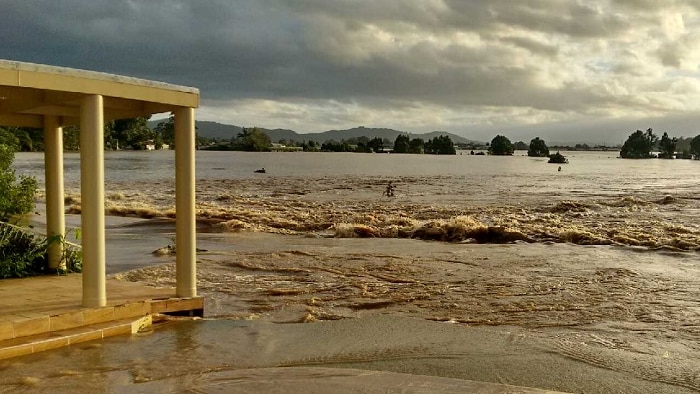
[0,60,199,127]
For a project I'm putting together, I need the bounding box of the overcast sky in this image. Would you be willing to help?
[2,0,700,143]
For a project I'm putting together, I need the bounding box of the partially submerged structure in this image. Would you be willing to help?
[0,60,199,307]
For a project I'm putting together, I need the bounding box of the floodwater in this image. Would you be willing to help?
[15,150,700,250]
[3,150,700,393]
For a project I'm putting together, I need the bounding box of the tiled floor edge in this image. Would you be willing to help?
[1,296,203,361]
[8,297,195,341]
[0,315,154,361]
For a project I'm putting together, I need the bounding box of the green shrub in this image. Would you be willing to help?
[0,144,38,221]
[0,142,81,278]
[0,223,81,278]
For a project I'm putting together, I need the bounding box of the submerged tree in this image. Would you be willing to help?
[321,140,351,152]
[105,117,153,150]
[425,135,456,155]
[367,137,385,153]
[548,151,568,164]
[232,127,272,152]
[393,134,410,153]
[153,114,175,148]
[61,125,80,151]
[489,135,514,155]
[690,135,700,160]
[302,140,319,152]
[408,138,424,154]
[620,128,657,159]
[527,137,549,157]
[657,132,677,159]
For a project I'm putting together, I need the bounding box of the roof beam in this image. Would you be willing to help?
[0,113,43,128]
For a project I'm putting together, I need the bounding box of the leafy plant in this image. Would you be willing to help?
[0,144,38,222]
[0,141,80,278]
[0,223,82,278]
[46,229,83,274]
[0,223,46,278]
[0,222,82,279]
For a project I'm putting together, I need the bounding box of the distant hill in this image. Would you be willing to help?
[149,120,480,145]
[148,120,244,139]
[269,126,479,145]
[263,128,302,142]
[164,120,477,144]
[288,126,476,145]
[196,121,243,139]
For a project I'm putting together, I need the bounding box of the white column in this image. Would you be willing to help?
[80,95,106,308]
[43,116,65,271]
[174,107,197,298]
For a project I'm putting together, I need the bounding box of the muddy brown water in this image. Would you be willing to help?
[6,150,699,392]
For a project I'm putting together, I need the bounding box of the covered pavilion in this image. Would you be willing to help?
[0,60,199,308]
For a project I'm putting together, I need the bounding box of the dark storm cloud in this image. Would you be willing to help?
[0,1,625,99]
[0,1,308,95]
[1,1,699,140]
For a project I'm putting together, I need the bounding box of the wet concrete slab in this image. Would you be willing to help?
[0,273,203,360]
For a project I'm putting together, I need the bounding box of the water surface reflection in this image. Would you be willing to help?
[1,316,696,393]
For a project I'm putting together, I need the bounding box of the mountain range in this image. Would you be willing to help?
[151,120,480,145]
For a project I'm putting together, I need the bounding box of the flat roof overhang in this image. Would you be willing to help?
[0,60,200,306]
[0,60,199,128]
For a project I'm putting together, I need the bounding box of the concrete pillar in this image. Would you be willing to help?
[43,116,65,271]
[80,95,106,308]
[174,107,197,298]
